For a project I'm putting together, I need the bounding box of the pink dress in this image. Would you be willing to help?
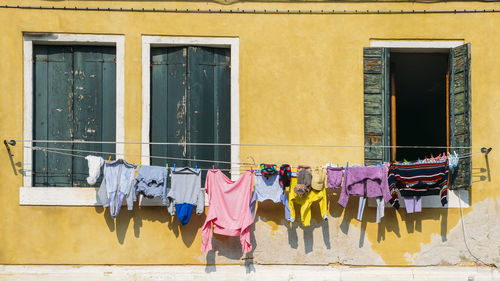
[201,169,254,253]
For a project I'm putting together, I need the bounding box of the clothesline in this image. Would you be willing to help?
[15,144,483,173]
[8,139,484,149]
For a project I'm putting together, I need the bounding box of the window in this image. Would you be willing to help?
[141,36,240,182]
[363,43,471,189]
[22,34,125,198]
[32,45,116,187]
[149,46,231,181]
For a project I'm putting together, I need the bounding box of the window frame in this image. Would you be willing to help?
[141,36,240,179]
[20,33,125,205]
[366,39,470,209]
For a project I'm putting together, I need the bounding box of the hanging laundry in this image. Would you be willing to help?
[85,155,104,186]
[404,196,422,213]
[251,170,292,222]
[167,167,204,225]
[326,166,344,189]
[134,165,169,204]
[311,167,326,191]
[338,165,391,223]
[201,169,254,254]
[259,163,278,176]
[289,176,328,226]
[388,160,449,210]
[294,165,312,196]
[97,159,137,218]
[279,164,292,188]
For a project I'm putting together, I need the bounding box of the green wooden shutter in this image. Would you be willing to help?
[449,43,472,189]
[150,47,189,168]
[33,46,74,186]
[33,45,116,187]
[363,47,391,164]
[187,46,231,171]
[72,46,116,186]
[150,46,231,174]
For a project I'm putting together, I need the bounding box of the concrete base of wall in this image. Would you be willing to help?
[0,265,498,281]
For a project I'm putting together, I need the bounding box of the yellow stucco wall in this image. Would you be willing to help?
[0,0,498,266]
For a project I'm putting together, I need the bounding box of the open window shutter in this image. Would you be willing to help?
[363,47,391,164]
[449,43,472,189]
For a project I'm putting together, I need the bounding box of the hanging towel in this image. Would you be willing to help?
[201,170,254,254]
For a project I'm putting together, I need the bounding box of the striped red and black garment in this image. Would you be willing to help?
[388,161,448,209]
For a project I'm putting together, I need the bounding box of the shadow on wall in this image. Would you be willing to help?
[93,203,205,246]
[91,157,494,267]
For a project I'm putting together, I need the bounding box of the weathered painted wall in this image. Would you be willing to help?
[0,0,499,267]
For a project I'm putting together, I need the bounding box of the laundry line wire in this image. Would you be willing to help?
[17,144,483,170]
[22,145,254,166]
[16,145,484,176]
[8,139,483,150]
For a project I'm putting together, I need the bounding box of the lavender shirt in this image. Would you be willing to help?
[338,165,391,208]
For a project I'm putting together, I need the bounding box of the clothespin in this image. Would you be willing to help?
[139,160,142,167]
[329,162,332,167]
[431,154,435,162]
[374,162,377,166]
[108,156,111,163]
[195,165,198,172]
[212,164,215,170]
[364,163,366,166]
[404,158,408,164]
[250,166,253,173]
[173,163,176,170]
[166,163,169,170]
[380,161,383,169]
[346,162,349,171]
[337,164,339,168]
[425,156,428,162]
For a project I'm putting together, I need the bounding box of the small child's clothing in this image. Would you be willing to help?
[251,171,292,221]
[97,159,137,218]
[134,165,169,204]
[326,166,344,189]
[289,177,328,226]
[85,155,104,186]
[167,167,204,225]
[404,196,422,213]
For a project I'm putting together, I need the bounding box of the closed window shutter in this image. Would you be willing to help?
[449,43,472,189]
[363,47,391,164]
[150,47,231,180]
[33,46,74,187]
[33,45,116,187]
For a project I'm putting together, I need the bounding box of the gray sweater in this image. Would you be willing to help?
[167,167,204,216]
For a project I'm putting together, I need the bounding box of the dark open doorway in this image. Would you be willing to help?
[391,52,449,161]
